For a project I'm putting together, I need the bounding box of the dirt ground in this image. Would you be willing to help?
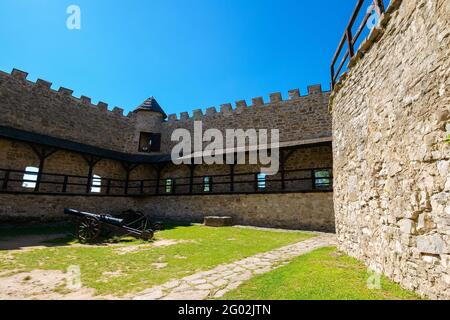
[0,235,184,300]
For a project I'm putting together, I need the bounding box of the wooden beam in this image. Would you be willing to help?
[229,164,235,192]
[82,155,102,194]
[189,164,197,194]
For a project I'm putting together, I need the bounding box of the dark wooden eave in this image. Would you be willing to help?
[0,125,171,164]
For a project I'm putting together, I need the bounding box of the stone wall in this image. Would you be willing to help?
[161,89,331,154]
[136,193,335,232]
[0,194,137,222]
[330,0,449,299]
[0,70,135,153]
[0,68,331,157]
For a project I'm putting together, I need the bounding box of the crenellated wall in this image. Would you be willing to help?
[161,86,331,153]
[0,69,136,153]
[0,68,331,156]
[330,0,449,299]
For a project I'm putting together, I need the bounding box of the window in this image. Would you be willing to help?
[139,132,161,153]
[203,176,211,192]
[165,179,173,193]
[257,173,267,190]
[22,166,39,189]
[91,174,102,193]
[314,170,332,189]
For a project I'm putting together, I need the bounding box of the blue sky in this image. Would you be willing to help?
[0,0,361,116]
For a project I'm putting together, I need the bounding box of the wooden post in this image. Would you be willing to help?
[155,167,162,195]
[311,169,316,190]
[280,151,286,190]
[124,170,130,195]
[62,175,68,193]
[229,164,235,192]
[82,155,102,194]
[189,164,196,194]
[2,170,10,190]
[106,179,111,195]
[281,149,295,191]
[86,164,94,194]
[172,179,176,194]
[121,162,139,195]
[28,145,58,192]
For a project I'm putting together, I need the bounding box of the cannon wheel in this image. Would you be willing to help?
[77,217,101,243]
[141,230,154,241]
[152,222,164,231]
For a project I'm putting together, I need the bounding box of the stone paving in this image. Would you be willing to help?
[133,233,336,300]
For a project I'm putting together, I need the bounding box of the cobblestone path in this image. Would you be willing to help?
[133,233,335,300]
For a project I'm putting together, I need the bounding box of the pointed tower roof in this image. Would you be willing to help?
[133,97,167,119]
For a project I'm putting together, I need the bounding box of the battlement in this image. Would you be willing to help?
[166,85,329,123]
[1,68,128,118]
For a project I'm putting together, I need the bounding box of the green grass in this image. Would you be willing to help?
[221,247,420,300]
[0,224,313,296]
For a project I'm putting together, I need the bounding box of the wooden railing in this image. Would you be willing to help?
[0,167,333,197]
[331,0,386,88]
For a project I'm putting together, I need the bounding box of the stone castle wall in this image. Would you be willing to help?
[0,69,331,156]
[136,193,335,232]
[0,194,137,223]
[0,37,333,232]
[330,0,449,299]
[0,70,136,153]
[160,88,331,154]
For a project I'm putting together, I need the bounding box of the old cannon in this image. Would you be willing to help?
[64,208,155,243]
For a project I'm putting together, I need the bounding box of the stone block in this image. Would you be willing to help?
[288,89,300,100]
[269,92,282,103]
[398,219,416,235]
[417,234,446,255]
[204,216,233,227]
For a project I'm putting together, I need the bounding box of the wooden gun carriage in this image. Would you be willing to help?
[64,208,162,243]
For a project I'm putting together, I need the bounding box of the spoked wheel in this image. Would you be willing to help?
[140,230,154,241]
[152,222,164,231]
[77,217,101,243]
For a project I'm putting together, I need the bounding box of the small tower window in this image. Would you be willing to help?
[139,132,161,153]
[22,166,39,189]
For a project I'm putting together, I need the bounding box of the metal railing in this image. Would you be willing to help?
[0,167,333,197]
[331,0,386,88]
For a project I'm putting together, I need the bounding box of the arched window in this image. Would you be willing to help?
[91,174,102,193]
[22,166,39,189]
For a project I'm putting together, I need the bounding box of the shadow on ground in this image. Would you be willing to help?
[0,221,192,251]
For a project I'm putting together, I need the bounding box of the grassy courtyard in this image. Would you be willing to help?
[0,225,420,300]
[0,224,313,297]
[221,247,420,300]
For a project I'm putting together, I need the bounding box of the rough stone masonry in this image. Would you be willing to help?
[330,0,449,299]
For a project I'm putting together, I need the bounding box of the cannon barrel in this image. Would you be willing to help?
[64,208,124,226]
